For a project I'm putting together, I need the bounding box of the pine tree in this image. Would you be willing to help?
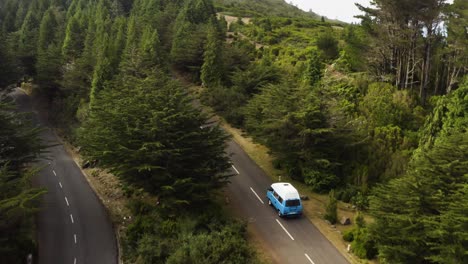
[36,7,64,88]
[430,179,468,263]
[184,0,216,25]
[170,15,204,70]
[201,22,223,87]
[79,71,231,205]
[369,80,468,262]
[138,26,162,70]
[62,14,84,61]
[0,101,46,263]
[324,190,338,224]
[18,8,41,75]
[170,0,218,72]
[0,30,19,87]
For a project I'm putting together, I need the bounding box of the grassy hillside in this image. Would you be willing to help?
[214,0,320,18]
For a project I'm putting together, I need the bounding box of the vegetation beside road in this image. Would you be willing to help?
[0,0,466,263]
[0,97,46,263]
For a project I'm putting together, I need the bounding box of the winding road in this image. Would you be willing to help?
[12,89,117,264]
[12,85,348,264]
[225,141,350,264]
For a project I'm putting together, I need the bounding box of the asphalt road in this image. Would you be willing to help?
[225,140,350,264]
[12,89,117,264]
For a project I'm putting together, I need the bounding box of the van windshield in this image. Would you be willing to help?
[285,199,300,207]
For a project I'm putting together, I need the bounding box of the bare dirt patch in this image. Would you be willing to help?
[217,13,252,27]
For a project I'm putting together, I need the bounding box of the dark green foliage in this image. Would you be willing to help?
[202,84,248,125]
[0,101,46,263]
[123,199,261,264]
[341,214,377,259]
[171,0,218,75]
[360,83,403,127]
[1,1,467,262]
[170,21,207,73]
[351,227,377,259]
[342,25,368,71]
[369,111,468,263]
[342,229,354,242]
[324,189,338,224]
[185,0,216,24]
[202,58,281,126]
[230,59,282,96]
[0,166,46,264]
[36,7,65,89]
[302,49,323,87]
[316,31,339,61]
[18,9,41,75]
[165,222,258,264]
[0,30,20,88]
[79,71,231,205]
[244,81,337,189]
[201,22,224,87]
[0,103,45,170]
[62,15,85,61]
[222,39,256,77]
[419,77,468,149]
[430,181,468,263]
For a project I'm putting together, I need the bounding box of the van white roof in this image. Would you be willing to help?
[271,182,300,200]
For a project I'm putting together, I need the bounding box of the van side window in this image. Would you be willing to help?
[273,191,279,199]
[278,196,283,204]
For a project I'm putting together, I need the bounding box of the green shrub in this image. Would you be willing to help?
[342,229,355,242]
[304,168,339,193]
[335,185,358,202]
[350,192,369,210]
[351,227,377,259]
[324,190,338,224]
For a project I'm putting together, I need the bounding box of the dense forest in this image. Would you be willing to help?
[0,0,466,263]
[0,98,46,262]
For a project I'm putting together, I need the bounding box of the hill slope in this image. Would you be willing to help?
[214,0,320,18]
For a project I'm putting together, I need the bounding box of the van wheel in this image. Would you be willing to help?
[268,199,272,206]
[278,210,282,217]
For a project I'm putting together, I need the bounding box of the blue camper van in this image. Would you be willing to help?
[267,182,303,217]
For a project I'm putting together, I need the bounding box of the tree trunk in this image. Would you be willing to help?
[420,26,433,105]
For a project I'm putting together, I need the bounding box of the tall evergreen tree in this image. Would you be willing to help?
[0,30,19,88]
[79,71,231,205]
[0,101,47,263]
[36,7,65,88]
[62,14,84,61]
[369,80,468,263]
[201,22,223,87]
[17,8,41,75]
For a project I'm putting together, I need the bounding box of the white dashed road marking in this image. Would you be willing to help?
[53,170,57,176]
[65,197,69,206]
[250,187,265,204]
[70,214,74,224]
[276,219,294,240]
[305,253,315,264]
[231,165,240,174]
[74,234,77,244]
[59,182,63,189]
